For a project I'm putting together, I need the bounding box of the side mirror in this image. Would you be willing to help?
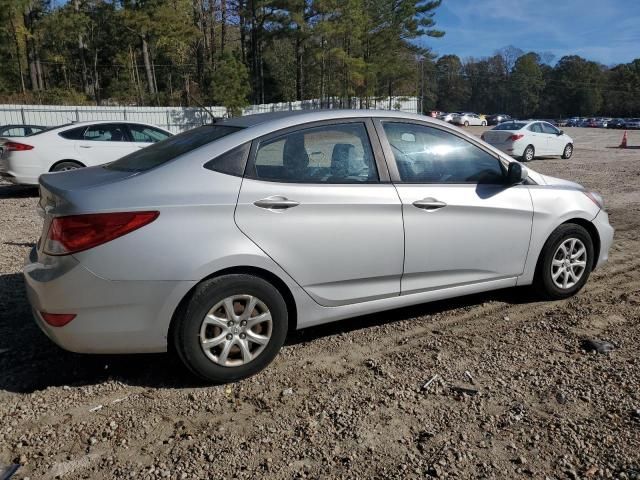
[506,162,528,185]
[557,130,564,135]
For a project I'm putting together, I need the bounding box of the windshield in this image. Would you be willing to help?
[493,122,527,131]
[105,124,243,172]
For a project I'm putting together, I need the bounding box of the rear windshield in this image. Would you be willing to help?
[493,122,527,131]
[105,125,243,172]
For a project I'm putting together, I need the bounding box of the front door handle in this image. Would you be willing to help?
[413,197,447,211]
[254,196,300,210]
[79,145,92,149]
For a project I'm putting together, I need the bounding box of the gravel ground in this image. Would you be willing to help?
[1,127,639,479]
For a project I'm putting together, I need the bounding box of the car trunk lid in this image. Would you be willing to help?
[483,130,519,144]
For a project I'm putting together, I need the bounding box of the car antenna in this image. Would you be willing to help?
[187,93,220,124]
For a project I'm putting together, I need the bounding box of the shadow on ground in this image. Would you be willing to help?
[0,184,39,198]
[0,271,539,394]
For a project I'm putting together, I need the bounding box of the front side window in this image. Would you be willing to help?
[382,122,505,184]
[84,124,127,142]
[128,124,171,143]
[540,122,559,134]
[251,122,378,183]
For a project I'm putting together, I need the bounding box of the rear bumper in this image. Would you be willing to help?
[23,247,195,354]
[0,158,41,185]
[592,209,614,269]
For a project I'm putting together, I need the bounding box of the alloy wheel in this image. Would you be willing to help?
[551,238,587,289]
[199,295,272,367]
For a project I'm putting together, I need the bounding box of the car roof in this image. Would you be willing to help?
[219,109,434,129]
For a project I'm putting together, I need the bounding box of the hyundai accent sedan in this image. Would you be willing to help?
[0,120,172,185]
[482,120,574,161]
[24,110,614,383]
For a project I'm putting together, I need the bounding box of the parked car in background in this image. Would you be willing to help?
[451,113,487,126]
[481,120,574,161]
[565,117,584,127]
[0,120,172,185]
[624,118,640,129]
[437,112,461,123]
[24,110,613,383]
[607,118,627,129]
[487,114,511,125]
[0,124,47,137]
[537,119,560,127]
[594,118,612,128]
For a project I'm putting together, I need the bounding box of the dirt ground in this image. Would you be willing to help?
[1,127,639,479]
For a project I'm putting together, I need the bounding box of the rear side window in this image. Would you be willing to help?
[84,124,127,141]
[204,143,250,177]
[249,122,378,183]
[105,125,242,172]
[59,127,86,140]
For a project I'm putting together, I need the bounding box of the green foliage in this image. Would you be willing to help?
[211,52,251,116]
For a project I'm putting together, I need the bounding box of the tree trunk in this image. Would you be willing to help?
[141,35,156,96]
[8,14,26,96]
[295,36,303,101]
[221,0,227,53]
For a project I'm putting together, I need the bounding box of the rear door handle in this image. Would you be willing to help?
[254,196,300,210]
[413,197,447,211]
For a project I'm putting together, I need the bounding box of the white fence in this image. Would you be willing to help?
[0,96,419,133]
[0,104,227,134]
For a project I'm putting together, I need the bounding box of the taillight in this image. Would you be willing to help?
[44,211,159,255]
[509,134,525,141]
[4,141,34,151]
[41,312,76,327]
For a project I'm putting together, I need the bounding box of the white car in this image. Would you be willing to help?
[481,120,574,161]
[0,120,172,185]
[437,112,461,123]
[451,113,487,127]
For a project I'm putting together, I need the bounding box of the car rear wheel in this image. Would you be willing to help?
[562,143,573,159]
[481,121,487,126]
[522,145,535,162]
[535,224,594,300]
[173,274,288,383]
[464,121,469,127]
[51,161,83,172]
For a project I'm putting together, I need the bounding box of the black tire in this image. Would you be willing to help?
[481,121,487,126]
[534,223,594,300]
[173,274,288,383]
[51,161,83,172]
[561,143,573,159]
[464,121,469,127]
[522,145,535,162]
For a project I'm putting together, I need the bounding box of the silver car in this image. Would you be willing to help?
[24,110,614,383]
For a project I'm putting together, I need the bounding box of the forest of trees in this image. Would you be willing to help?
[1,0,639,117]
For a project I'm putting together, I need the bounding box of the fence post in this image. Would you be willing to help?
[75,108,80,122]
[20,107,26,124]
[123,108,127,120]
[165,110,171,132]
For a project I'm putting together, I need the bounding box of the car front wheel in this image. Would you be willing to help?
[173,274,288,383]
[562,143,573,159]
[535,224,594,300]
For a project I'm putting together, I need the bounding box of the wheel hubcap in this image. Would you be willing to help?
[526,149,533,160]
[551,238,587,289]
[199,295,272,367]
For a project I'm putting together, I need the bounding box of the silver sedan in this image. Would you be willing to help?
[25,110,614,383]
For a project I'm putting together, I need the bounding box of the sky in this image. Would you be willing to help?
[419,0,640,66]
